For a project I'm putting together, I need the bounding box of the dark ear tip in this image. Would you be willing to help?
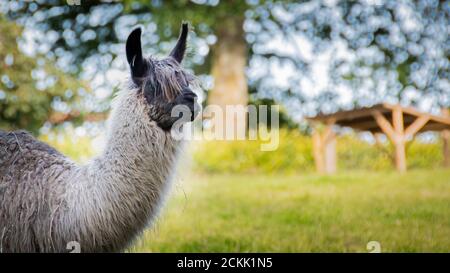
[181,22,189,34]
[129,27,142,38]
[126,26,145,72]
[126,27,142,48]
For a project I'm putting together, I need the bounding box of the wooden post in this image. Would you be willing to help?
[442,108,450,168]
[372,111,396,141]
[312,119,336,174]
[404,116,429,139]
[443,130,450,168]
[324,131,336,173]
[392,106,406,172]
[372,108,407,173]
[312,128,324,173]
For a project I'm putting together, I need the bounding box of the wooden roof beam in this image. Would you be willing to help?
[383,103,450,126]
[372,110,397,143]
[404,115,430,139]
[309,104,389,122]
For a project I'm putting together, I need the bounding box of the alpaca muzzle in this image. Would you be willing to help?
[179,87,199,122]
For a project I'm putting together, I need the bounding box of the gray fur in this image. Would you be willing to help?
[0,85,185,252]
[0,24,199,253]
[137,56,197,101]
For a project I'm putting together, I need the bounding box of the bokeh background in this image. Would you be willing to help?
[0,0,449,252]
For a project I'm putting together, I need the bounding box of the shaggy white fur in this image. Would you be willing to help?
[0,87,183,252]
[0,23,196,252]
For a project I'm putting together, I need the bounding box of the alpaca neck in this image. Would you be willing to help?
[67,89,182,252]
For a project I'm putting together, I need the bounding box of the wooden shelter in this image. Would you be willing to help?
[307,103,450,173]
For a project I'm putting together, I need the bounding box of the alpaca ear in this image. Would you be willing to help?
[169,23,189,63]
[126,27,147,78]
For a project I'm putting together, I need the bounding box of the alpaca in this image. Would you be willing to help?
[0,23,199,252]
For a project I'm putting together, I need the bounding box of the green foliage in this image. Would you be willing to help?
[0,17,88,134]
[130,170,450,252]
[337,135,393,170]
[339,135,443,170]
[249,97,301,130]
[6,0,448,112]
[192,129,444,174]
[192,129,315,174]
[407,139,444,169]
[39,128,444,173]
[39,131,96,163]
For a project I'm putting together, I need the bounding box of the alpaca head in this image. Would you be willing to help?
[125,23,200,130]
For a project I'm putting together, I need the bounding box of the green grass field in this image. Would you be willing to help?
[130,169,450,253]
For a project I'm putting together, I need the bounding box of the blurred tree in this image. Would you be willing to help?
[3,0,449,123]
[0,16,89,134]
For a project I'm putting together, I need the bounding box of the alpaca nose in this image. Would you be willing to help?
[183,91,197,103]
[177,88,199,122]
[184,92,199,121]
[186,91,200,121]
[191,101,200,121]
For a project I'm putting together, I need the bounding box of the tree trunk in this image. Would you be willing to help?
[207,16,248,138]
